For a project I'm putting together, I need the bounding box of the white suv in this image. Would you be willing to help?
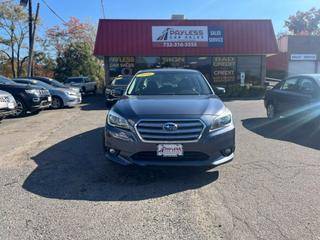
[65,77,97,95]
[0,90,16,121]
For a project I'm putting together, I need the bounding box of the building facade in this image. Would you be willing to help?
[267,35,320,77]
[94,19,278,86]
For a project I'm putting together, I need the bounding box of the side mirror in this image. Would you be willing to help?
[215,87,226,95]
[111,88,124,97]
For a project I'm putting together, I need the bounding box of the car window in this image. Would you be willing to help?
[0,76,14,84]
[127,71,212,96]
[298,78,316,94]
[112,76,132,86]
[281,78,299,92]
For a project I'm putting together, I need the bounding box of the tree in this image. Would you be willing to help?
[54,42,104,86]
[46,17,96,57]
[285,7,320,35]
[0,2,29,77]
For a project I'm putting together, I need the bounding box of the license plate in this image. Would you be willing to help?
[157,144,183,157]
[48,96,52,102]
[8,102,15,109]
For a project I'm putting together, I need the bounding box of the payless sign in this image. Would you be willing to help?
[152,26,224,48]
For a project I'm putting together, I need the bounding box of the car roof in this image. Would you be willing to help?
[137,68,200,74]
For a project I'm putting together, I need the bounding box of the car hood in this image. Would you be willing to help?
[113,95,225,117]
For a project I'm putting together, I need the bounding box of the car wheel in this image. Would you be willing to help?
[14,99,27,117]
[51,96,63,109]
[267,103,277,119]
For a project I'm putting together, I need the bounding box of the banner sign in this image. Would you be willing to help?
[152,26,224,48]
[291,54,317,61]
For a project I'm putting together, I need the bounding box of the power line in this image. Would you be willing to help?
[100,0,106,19]
[41,0,66,24]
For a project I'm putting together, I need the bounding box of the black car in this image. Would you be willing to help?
[105,75,133,106]
[0,76,52,117]
[264,74,320,121]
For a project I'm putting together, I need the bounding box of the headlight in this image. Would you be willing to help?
[66,91,77,96]
[210,108,233,131]
[25,89,40,96]
[107,109,129,129]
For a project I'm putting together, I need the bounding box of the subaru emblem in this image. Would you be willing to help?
[163,122,178,132]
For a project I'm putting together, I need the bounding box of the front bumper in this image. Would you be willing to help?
[104,124,235,167]
[64,95,82,107]
[0,109,16,118]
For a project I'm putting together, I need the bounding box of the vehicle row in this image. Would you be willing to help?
[0,75,83,121]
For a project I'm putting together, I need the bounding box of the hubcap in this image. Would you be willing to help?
[15,101,23,116]
[52,98,61,109]
[267,105,275,119]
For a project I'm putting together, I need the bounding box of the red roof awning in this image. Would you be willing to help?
[94,19,278,57]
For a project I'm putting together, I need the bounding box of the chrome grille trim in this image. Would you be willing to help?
[135,119,206,143]
[0,96,10,103]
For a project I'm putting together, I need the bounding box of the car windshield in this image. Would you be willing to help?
[65,78,84,83]
[33,80,53,89]
[127,71,212,96]
[0,76,15,85]
[111,76,132,86]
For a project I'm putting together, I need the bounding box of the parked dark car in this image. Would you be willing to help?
[14,78,81,109]
[27,76,81,93]
[264,74,320,121]
[0,76,51,117]
[105,75,133,106]
[104,69,235,167]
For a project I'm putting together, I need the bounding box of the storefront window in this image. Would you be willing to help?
[135,57,160,72]
[237,56,262,85]
[161,57,185,68]
[185,57,212,83]
[212,56,236,84]
[109,57,135,78]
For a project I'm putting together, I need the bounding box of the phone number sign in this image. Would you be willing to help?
[152,26,224,48]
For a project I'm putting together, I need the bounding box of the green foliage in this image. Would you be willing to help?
[285,7,320,35]
[219,85,266,99]
[54,42,104,85]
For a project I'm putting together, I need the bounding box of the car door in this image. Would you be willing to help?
[295,77,320,117]
[277,77,300,114]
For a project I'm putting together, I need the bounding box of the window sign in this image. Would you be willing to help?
[212,56,236,82]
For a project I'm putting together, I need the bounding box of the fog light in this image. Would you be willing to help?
[221,148,233,157]
[109,148,119,156]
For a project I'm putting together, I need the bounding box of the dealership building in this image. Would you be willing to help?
[267,35,320,77]
[94,18,278,86]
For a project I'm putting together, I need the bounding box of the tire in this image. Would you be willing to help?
[266,103,277,120]
[51,96,63,109]
[92,86,97,94]
[14,99,27,117]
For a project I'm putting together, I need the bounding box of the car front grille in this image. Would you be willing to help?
[0,96,10,103]
[131,151,209,162]
[136,119,205,142]
[39,90,50,97]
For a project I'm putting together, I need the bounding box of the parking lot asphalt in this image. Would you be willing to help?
[0,95,319,240]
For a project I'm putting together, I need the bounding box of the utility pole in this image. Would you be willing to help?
[31,3,40,76]
[27,0,33,77]
[20,0,35,77]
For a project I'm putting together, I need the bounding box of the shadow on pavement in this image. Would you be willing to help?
[23,127,219,201]
[242,117,320,150]
[80,94,108,111]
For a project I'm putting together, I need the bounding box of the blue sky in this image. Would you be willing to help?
[37,0,320,34]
